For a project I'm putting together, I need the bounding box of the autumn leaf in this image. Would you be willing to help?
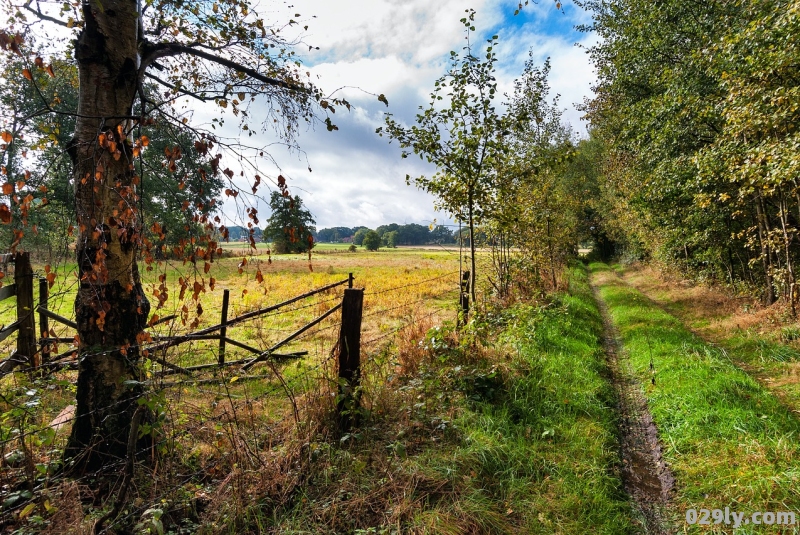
[0,131,11,143]
[0,204,11,224]
[2,183,12,195]
[46,65,55,78]
[22,68,32,80]
[255,269,263,283]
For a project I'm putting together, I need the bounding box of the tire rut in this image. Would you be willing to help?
[591,279,675,534]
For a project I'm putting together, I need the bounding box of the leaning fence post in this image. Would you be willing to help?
[14,252,36,368]
[337,287,363,431]
[218,288,230,366]
[39,277,50,364]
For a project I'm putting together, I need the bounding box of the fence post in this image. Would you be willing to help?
[348,272,353,289]
[14,252,36,368]
[460,270,470,319]
[337,287,363,431]
[218,288,230,366]
[39,277,50,364]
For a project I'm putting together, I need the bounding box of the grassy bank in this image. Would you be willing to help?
[620,264,800,415]
[265,263,633,533]
[591,263,800,533]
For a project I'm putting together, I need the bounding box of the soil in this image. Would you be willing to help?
[591,278,675,534]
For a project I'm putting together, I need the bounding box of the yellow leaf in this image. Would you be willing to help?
[19,503,36,519]
[230,376,239,383]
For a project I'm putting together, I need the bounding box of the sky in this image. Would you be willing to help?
[238,0,598,230]
[7,0,598,232]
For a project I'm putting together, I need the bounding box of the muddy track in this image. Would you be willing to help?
[591,280,675,534]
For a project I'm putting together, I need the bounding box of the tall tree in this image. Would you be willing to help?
[378,9,505,302]
[263,191,316,254]
[1,0,350,474]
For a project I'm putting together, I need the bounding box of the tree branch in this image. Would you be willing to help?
[140,41,303,92]
[23,0,70,28]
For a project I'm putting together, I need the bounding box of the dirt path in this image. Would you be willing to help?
[590,277,675,534]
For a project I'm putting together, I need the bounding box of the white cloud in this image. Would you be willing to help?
[207,1,598,228]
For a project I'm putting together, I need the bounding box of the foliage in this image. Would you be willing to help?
[378,9,506,301]
[579,0,800,303]
[362,230,381,251]
[382,230,398,248]
[352,227,369,245]
[263,191,316,254]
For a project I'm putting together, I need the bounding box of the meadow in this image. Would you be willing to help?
[0,245,463,532]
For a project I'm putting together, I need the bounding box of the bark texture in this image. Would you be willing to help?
[63,0,151,474]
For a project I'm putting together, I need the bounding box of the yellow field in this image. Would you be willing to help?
[0,246,461,459]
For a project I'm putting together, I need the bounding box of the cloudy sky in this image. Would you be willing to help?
[12,0,597,231]
[236,0,597,230]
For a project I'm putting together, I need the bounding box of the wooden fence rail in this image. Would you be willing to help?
[0,264,356,381]
[0,257,367,430]
[0,252,37,375]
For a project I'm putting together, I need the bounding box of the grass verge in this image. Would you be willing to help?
[264,263,633,534]
[591,263,800,533]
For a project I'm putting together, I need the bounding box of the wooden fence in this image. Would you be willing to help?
[0,258,365,421]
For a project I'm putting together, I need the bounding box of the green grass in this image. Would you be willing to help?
[266,263,634,534]
[432,264,633,533]
[591,262,800,533]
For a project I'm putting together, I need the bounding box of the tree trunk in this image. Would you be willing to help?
[755,194,775,305]
[468,185,476,304]
[63,0,151,475]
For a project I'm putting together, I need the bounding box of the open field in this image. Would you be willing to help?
[0,246,461,366]
[0,247,463,532]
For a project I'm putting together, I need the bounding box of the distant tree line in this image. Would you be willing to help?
[315,223,457,246]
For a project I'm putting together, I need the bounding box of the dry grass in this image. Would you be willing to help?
[0,246,462,533]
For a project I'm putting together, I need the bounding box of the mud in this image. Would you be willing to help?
[592,281,675,534]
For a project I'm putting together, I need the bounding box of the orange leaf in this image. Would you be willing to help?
[0,131,11,143]
[2,183,12,195]
[204,262,211,274]
[22,68,32,80]
[0,204,11,224]
[46,272,56,288]
[209,277,216,290]
[255,270,263,283]
[45,65,54,78]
